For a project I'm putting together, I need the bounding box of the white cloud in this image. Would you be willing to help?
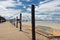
[36,0,60,13]
[27,7,31,12]
[0,0,15,7]
[17,0,20,2]
[0,0,60,21]
[22,12,31,20]
[22,0,30,2]
[35,0,60,20]
[26,0,30,2]
[0,0,22,19]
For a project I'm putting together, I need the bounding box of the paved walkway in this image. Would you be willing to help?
[0,22,31,40]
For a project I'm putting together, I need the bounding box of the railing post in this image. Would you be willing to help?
[31,5,36,40]
[16,17,18,28]
[20,13,22,31]
[14,18,15,26]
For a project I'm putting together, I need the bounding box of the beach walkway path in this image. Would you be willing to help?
[0,22,31,40]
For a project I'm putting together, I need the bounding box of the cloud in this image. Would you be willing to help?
[38,0,60,13]
[22,0,30,2]
[0,0,22,19]
[0,0,60,21]
[27,0,30,1]
[0,0,7,1]
[22,12,31,20]
[34,0,60,20]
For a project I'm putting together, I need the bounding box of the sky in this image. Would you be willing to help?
[0,0,60,21]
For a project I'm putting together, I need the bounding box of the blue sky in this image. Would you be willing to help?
[6,0,44,12]
[0,0,60,21]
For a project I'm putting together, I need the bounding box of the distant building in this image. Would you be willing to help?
[0,16,6,23]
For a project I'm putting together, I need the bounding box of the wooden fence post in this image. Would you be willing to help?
[16,17,18,28]
[20,13,22,31]
[31,5,36,40]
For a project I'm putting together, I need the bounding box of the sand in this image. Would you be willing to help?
[21,22,60,40]
[21,22,60,31]
[0,22,31,40]
[0,21,60,40]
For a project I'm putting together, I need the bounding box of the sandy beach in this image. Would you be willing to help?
[21,22,60,40]
[0,22,31,40]
[0,21,60,40]
[22,22,60,31]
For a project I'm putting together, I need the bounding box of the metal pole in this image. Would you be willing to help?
[31,5,36,40]
[20,13,22,31]
[16,17,18,28]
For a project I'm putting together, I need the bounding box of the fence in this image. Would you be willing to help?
[9,5,60,40]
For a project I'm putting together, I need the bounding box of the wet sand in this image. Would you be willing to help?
[21,22,60,40]
[22,22,60,31]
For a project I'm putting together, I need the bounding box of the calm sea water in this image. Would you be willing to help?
[12,20,60,24]
[37,20,60,24]
[26,20,60,24]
